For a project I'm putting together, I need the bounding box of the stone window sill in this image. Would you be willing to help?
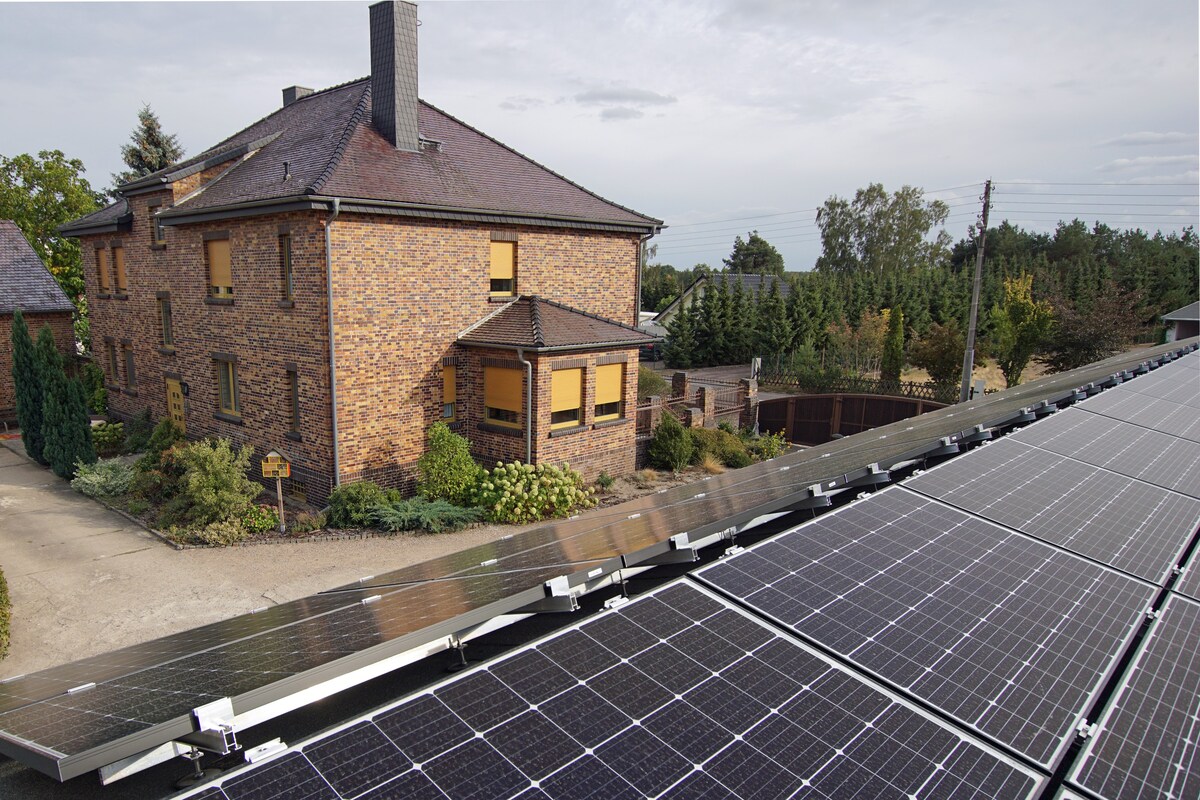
[97,294,112,300]
[104,383,120,392]
[277,300,295,309]
[214,411,244,425]
[158,347,175,356]
[593,417,629,430]
[479,422,523,437]
[488,295,516,303]
[204,297,235,306]
[549,424,588,439]
[285,431,303,442]
[113,293,129,300]
[121,388,139,397]
[150,243,166,251]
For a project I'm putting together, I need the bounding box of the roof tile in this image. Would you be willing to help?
[459,297,658,351]
[0,220,75,315]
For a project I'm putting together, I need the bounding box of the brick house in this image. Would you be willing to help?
[60,1,660,504]
[0,219,76,423]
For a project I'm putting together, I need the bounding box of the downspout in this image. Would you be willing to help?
[325,198,342,487]
[477,343,534,463]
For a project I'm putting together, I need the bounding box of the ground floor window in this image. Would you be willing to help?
[594,362,624,421]
[551,368,582,429]
[215,357,239,416]
[484,366,521,427]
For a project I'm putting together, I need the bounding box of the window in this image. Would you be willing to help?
[206,238,233,296]
[97,248,110,294]
[215,357,239,416]
[551,368,582,429]
[489,241,516,296]
[112,246,127,294]
[159,298,174,348]
[149,205,165,246]
[122,343,136,388]
[442,364,456,421]
[287,366,301,433]
[484,366,521,427]
[105,341,118,383]
[595,363,624,421]
[279,234,294,301]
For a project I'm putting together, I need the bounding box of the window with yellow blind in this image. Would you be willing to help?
[551,368,582,429]
[442,365,456,421]
[206,238,233,296]
[484,366,521,426]
[594,363,624,421]
[112,246,127,294]
[489,241,516,296]
[97,248,111,294]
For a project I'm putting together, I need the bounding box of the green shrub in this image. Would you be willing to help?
[690,427,752,469]
[647,413,693,472]
[123,408,154,453]
[194,519,249,546]
[70,458,136,497]
[745,430,788,461]
[130,442,188,504]
[475,461,596,524]
[327,481,390,528]
[596,470,614,491]
[372,498,481,534]
[81,362,108,415]
[638,366,669,400]
[239,504,279,535]
[717,421,737,435]
[417,423,479,506]
[135,418,186,471]
[0,565,11,660]
[125,498,149,516]
[169,438,261,527]
[91,422,125,457]
[291,511,327,534]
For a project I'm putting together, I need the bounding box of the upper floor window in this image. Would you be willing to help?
[112,245,127,294]
[105,340,118,383]
[594,363,624,422]
[159,297,174,348]
[279,233,294,301]
[490,240,516,297]
[148,205,165,246]
[287,365,301,434]
[121,342,136,388]
[215,356,240,417]
[484,366,521,427]
[206,237,233,297]
[551,368,582,429]
[97,248,111,294]
[442,364,456,421]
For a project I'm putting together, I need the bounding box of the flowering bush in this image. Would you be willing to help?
[474,461,596,524]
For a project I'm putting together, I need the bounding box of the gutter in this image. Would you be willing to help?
[325,198,342,488]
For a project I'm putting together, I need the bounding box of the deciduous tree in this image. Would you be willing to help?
[989,274,1052,387]
[816,183,951,275]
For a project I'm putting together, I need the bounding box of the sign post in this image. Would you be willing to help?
[261,450,291,534]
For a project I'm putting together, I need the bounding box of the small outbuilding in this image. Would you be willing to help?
[1162,301,1199,342]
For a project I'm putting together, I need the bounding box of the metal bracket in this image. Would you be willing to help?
[784,483,832,512]
[186,698,238,755]
[514,576,579,614]
[961,424,992,444]
[923,437,961,458]
[639,533,698,566]
[848,463,890,489]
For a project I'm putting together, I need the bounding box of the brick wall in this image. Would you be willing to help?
[0,310,75,422]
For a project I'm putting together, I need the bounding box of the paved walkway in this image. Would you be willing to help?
[0,440,517,679]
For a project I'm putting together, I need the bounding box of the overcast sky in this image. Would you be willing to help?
[1,0,1197,270]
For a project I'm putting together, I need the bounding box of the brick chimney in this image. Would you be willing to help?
[282,86,314,107]
[369,1,420,152]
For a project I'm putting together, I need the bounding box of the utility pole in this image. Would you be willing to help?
[959,179,992,402]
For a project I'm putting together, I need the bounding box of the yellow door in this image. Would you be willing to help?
[165,378,186,433]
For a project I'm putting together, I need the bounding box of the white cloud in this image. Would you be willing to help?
[1098,131,1195,147]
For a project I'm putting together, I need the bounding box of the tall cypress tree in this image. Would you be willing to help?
[10,310,48,464]
[36,325,94,478]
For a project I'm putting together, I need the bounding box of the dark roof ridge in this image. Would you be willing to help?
[525,294,647,335]
[528,296,546,347]
[420,99,663,226]
[310,82,373,195]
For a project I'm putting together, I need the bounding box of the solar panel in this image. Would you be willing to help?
[1173,548,1200,602]
[175,581,1045,800]
[1113,352,1200,409]
[695,486,1156,768]
[1007,406,1200,499]
[1070,594,1200,800]
[905,437,1200,583]
[1077,387,1200,443]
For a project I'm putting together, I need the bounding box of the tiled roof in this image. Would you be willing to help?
[459,296,658,351]
[1163,301,1199,322]
[59,199,131,235]
[99,79,659,230]
[0,220,75,315]
[654,272,791,322]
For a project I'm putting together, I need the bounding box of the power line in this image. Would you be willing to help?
[996,180,1200,186]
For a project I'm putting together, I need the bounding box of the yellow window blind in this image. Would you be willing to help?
[484,366,522,426]
[490,241,516,295]
[97,249,110,293]
[594,363,624,421]
[551,368,582,428]
[207,239,232,295]
[113,246,127,293]
[442,365,456,420]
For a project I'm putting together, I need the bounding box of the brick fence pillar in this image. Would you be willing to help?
[683,407,704,428]
[697,387,716,428]
[671,371,690,399]
[646,395,664,431]
[740,377,760,433]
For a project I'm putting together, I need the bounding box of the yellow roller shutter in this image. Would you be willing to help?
[551,368,582,428]
[97,249,110,293]
[112,246,127,293]
[442,365,456,420]
[484,366,522,426]
[594,363,624,421]
[207,239,232,295]
[490,241,515,295]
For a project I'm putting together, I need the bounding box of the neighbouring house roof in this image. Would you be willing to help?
[0,220,75,315]
[654,272,791,323]
[1162,301,1199,322]
[458,296,659,352]
[58,198,133,237]
[64,79,662,235]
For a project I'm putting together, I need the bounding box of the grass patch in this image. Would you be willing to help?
[0,566,11,660]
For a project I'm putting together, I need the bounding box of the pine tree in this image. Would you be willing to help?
[110,105,185,191]
[37,325,95,478]
[757,279,793,356]
[10,310,47,464]
[881,307,904,385]
[662,297,698,369]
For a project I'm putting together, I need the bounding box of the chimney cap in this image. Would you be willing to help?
[282,86,315,107]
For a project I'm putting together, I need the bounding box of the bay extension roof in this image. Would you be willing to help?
[0,339,1196,794]
[458,296,659,352]
[0,220,75,315]
[60,80,662,237]
[170,341,1200,800]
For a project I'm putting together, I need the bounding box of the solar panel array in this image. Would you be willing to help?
[178,581,1044,800]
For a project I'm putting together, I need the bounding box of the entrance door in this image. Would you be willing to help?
[165,378,186,433]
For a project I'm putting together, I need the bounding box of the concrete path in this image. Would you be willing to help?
[0,440,518,679]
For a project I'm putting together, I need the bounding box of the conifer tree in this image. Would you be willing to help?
[662,296,698,369]
[37,326,95,478]
[881,307,904,384]
[757,279,793,356]
[110,105,185,191]
[10,310,47,464]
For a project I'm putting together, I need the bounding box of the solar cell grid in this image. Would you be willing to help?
[905,437,1200,583]
[1071,594,1200,800]
[1009,406,1200,499]
[696,486,1156,768]
[1078,388,1200,443]
[1175,551,1200,602]
[176,580,1043,800]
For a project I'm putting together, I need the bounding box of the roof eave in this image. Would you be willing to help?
[119,133,284,194]
[458,337,658,354]
[57,214,134,238]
